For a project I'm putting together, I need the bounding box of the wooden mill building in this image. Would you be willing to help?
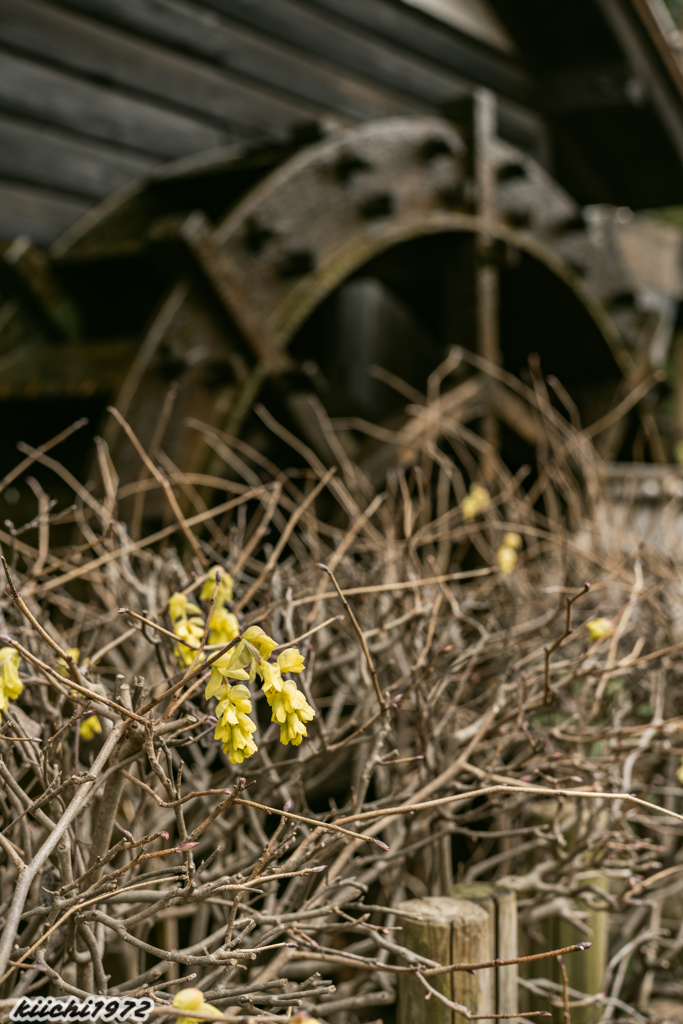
[2,0,683,241]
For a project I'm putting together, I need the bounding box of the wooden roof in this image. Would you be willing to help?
[0,0,682,243]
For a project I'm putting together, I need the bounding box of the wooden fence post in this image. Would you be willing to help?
[448,882,518,1016]
[556,872,608,1024]
[396,897,494,1024]
[519,869,608,1023]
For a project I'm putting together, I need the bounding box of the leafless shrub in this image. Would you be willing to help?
[0,352,681,1024]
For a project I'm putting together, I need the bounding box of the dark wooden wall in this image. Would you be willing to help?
[0,0,535,243]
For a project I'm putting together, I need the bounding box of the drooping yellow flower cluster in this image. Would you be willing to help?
[167,575,315,764]
[168,593,206,667]
[260,647,313,747]
[213,683,257,764]
[496,531,523,575]
[169,567,239,667]
[205,626,315,764]
[460,483,490,522]
[199,568,240,646]
[172,988,221,1024]
[269,678,316,746]
[0,647,22,719]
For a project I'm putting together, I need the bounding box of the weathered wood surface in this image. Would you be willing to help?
[0,179,88,247]
[0,112,154,200]
[0,0,317,135]
[448,882,518,1016]
[200,0,470,108]
[396,896,493,1024]
[306,0,532,101]
[58,0,409,123]
[0,49,228,158]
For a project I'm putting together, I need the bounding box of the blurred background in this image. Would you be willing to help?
[2,0,683,527]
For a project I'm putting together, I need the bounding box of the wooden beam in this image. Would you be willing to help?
[0,48,229,159]
[0,235,80,340]
[0,111,153,201]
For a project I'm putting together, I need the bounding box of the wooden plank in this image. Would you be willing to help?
[54,0,411,123]
[0,0,318,138]
[306,0,531,101]
[0,49,228,158]
[0,178,89,243]
[0,112,154,200]
[64,0,462,108]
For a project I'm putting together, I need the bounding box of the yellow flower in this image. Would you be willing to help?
[261,659,283,695]
[172,988,222,1024]
[173,619,206,667]
[208,606,240,647]
[677,756,683,786]
[497,545,517,575]
[502,532,522,550]
[496,532,523,576]
[168,593,206,667]
[0,647,22,718]
[204,627,310,757]
[200,566,234,605]
[168,593,202,622]
[205,648,250,701]
[587,617,614,642]
[79,715,102,742]
[261,649,306,695]
[460,483,490,522]
[243,625,279,659]
[196,568,241,646]
[58,647,81,677]
[214,683,258,763]
[206,628,277,689]
[267,679,315,746]
[173,991,204,1012]
[277,648,305,674]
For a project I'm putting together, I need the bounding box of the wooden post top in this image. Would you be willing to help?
[397,895,491,924]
